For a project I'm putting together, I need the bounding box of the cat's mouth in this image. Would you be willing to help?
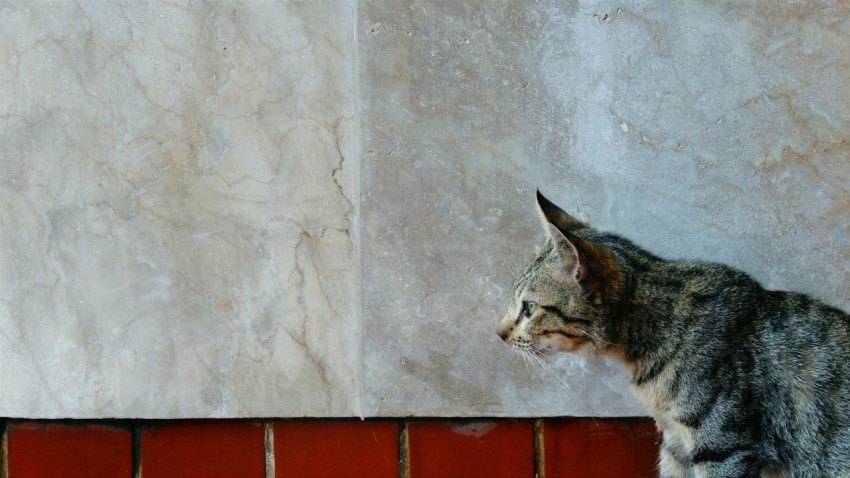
[541,330,581,340]
[531,345,556,357]
[535,330,583,354]
[510,341,553,357]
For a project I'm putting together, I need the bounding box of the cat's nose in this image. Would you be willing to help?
[497,327,512,343]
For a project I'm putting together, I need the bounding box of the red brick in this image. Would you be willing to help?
[407,421,533,478]
[140,420,265,478]
[6,421,131,478]
[274,421,398,478]
[544,418,660,478]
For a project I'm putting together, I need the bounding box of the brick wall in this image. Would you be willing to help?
[0,418,659,478]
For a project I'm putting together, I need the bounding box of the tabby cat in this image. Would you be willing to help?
[497,191,850,477]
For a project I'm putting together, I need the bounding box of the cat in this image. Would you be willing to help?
[497,191,850,478]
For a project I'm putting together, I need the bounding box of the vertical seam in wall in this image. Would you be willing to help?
[350,0,366,421]
[0,420,8,478]
[398,422,409,478]
[264,422,275,478]
[131,420,142,478]
[533,419,544,478]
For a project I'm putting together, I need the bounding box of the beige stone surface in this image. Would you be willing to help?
[359,1,850,416]
[1,1,848,418]
[0,1,361,417]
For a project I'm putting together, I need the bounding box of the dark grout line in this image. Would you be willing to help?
[131,420,142,478]
[398,421,409,478]
[1,418,7,478]
[533,419,544,478]
[264,422,275,478]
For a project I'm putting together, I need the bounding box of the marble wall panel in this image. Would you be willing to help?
[360,1,850,416]
[2,0,848,419]
[0,1,361,418]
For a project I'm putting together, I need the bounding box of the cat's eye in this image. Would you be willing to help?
[522,301,538,317]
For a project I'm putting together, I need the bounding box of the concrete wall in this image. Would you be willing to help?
[1,1,848,418]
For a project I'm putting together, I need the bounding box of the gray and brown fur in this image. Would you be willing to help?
[497,191,850,478]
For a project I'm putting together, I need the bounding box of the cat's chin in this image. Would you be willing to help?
[531,346,557,357]
[537,334,578,355]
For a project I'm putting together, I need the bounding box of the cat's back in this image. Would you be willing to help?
[638,259,850,475]
[754,290,850,473]
[756,289,850,404]
[757,289,850,363]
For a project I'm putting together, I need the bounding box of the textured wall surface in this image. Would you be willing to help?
[0,2,361,417]
[1,1,848,418]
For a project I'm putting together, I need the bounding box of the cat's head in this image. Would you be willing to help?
[496,191,624,357]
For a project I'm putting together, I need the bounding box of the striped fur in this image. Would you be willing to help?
[497,192,850,478]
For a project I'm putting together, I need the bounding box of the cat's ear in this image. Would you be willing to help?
[544,211,624,303]
[536,190,585,234]
[537,190,592,281]
[546,223,586,281]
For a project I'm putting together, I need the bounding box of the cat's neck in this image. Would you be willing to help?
[606,259,741,383]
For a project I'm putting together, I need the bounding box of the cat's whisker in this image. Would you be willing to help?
[531,345,592,409]
[529,346,562,378]
[580,329,621,350]
[526,353,543,378]
[529,349,585,406]
[502,259,519,278]
[524,350,546,378]
[525,352,537,377]
[502,256,526,280]
[518,348,532,376]
[535,355,597,426]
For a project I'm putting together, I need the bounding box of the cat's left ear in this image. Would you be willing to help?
[545,222,587,282]
[537,192,624,302]
[536,190,586,234]
[546,225,624,303]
